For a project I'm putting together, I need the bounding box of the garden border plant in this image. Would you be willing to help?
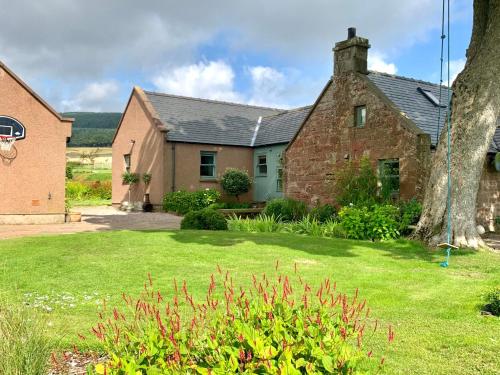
[83,266,394,374]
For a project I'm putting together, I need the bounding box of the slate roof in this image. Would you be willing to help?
[144,91,283,147]
[143,73,499,152]
[368,71,500,152]
[253,106,312,147]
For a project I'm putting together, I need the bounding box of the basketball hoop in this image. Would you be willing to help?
[0,136,15,151]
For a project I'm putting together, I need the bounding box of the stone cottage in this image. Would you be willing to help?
[285,29,500,230]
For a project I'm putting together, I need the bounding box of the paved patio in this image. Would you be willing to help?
[0,206,182,240]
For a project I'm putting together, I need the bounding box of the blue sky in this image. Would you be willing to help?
[0,0,472,112]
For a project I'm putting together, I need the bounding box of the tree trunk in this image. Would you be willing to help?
[413,0,500,249]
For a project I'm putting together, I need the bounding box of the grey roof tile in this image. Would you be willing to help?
[368,71,499,152]
[144,91,282,147]
[254,106,312,147]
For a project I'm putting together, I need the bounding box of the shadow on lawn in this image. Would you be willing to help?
[166,230,478,263]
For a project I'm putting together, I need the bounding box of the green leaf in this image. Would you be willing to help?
[322,355,334,373]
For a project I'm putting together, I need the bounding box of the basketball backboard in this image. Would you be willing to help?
[0,116,25,140]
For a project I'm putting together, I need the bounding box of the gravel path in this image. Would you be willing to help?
[0,206,182,240]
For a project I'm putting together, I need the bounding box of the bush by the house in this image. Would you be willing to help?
[339,204,400,241]
[228,214,284,233]
[0,302,52,375]
[221,168,251,200]
[66,181,112,201]
[163,189,221,215]
[228,214,347,239]
[263,198,308,222]
[310,204,337,223]
[482,286,499,316]
[398,198,422,234]
[333,156,378,207]
[181,208,228,230]
[210,201,252,209]
[88,270,391,374]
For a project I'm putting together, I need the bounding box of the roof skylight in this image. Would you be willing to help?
[418,87,446,107]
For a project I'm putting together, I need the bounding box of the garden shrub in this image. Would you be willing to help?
[310,204,337,223]
[398,198,422,234]
[221,168,251,200]
[333,156,378,207]
[163,189,221,215]
[228,214,283,233]
[482,287,500,316]
[87,270,392,374]
[339,204,400,241]
[66,181,112,201]
[263,198,307,222]
[210,202,252,209]
[181,208,228,230]
[0,302,52,375]
[227,215,349,239]
[322,220,348,239]
[285,215,324,237]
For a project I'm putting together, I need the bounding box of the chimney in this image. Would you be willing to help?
[333,27,370,75]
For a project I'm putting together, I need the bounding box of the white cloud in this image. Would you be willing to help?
[247,66,287,108]
[449,58,466,84]
[61,81,120,111]
[368,52,397,74]
[152,61,242,102]
[0,0,459,111]
[151,61,315,109]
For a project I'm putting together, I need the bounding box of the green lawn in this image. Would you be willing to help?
[0,231,498,374]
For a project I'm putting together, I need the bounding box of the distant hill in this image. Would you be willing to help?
[62,112,122,147]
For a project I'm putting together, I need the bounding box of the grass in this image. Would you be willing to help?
[71,199,112,207]
[0,231,498,374]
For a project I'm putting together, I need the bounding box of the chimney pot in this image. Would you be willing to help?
[333,28,370,75]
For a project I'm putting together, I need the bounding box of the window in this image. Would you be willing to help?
[257,155,267,176]
[123,154,131,172]
[378,159,400,199]
[418,87,446,107]
[355,105,366,127]
[276,167,284,192]
[200,152,216,178]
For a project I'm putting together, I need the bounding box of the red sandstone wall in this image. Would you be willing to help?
[285,73,430,206]
[0,66,71,215]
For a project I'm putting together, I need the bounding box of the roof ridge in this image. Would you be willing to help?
[260,105,313,120]
[143,89,285,111]
[368,70,450,89]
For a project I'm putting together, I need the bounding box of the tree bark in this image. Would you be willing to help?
[413,0,500,249]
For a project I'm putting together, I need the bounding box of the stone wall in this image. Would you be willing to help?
[285,72,431,206]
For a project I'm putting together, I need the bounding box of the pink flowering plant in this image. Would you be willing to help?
[86,263,393,374]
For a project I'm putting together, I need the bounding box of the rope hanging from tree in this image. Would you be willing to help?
[436,0,458,268]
